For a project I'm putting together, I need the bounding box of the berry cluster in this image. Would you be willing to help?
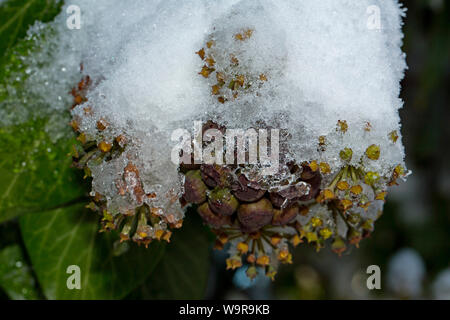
[68,23,408,280]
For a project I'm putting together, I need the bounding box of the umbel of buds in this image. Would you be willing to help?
[69,21,408,281]
[180,135,406,280]
[176,28,408,280]
[70,75,182,248]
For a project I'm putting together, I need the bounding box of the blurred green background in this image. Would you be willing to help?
[0,0,448,300]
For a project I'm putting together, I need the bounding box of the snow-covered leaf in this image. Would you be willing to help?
[0,0,62,63]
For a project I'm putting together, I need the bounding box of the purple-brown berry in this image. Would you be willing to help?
[183,170,207,204]
[237,198,273,233]
[197,202,232,229]
[272,204,299,226]
[232,174,266,202]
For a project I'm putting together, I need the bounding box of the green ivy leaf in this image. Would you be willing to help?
[19,203,166,299]
[0,0,85,223]
[0,118,88,223]
[0,244,40,299]
[131,211,212,299]
[0,0,62,63]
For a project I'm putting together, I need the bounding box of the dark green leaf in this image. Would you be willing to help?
[0,0,62,63]
[0,2,87,223]
[0,244,40,299]
[19,203,166,299]
[0,219,22,249]
[132,211,212,299]
[0,118,88,223]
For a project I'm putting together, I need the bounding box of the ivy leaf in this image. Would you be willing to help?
[0,244,40,300]
[0,0,63,63]
[19,203,166,299]
[130,211,212,299]
[0,0,84,223]
[0,118,88,223]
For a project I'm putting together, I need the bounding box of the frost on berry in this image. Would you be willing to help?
[13,0,409,279]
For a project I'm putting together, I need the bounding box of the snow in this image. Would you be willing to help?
[3,0,408,221]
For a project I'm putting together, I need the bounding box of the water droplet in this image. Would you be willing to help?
[113,240,129,256]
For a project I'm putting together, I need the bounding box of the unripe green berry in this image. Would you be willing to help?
[208,187,239,216]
